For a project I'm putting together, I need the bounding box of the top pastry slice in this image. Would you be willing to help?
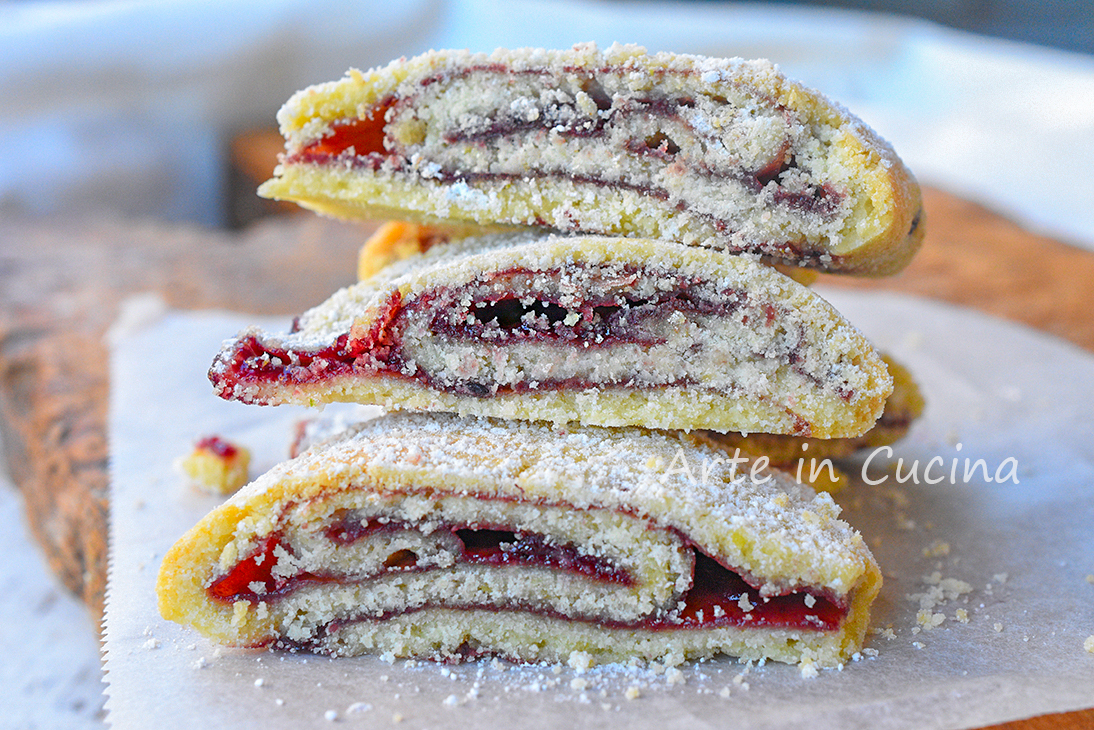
[258,43,923,275]
[209,231,892,438]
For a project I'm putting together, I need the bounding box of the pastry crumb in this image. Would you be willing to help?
[624,686,641,700]
[955,608,969,624]
[230,600,249,627]
[1084,636,1094,653]
[909,572,973,612]
[916,609,946,630]
[568,650,593,674]
[993,623,1004,632]
[922,540,950,558]
[179,435,250,495]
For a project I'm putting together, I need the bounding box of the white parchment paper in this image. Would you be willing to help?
[104,291,1094,729]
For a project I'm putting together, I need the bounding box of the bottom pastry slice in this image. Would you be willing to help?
[157,412,881,668]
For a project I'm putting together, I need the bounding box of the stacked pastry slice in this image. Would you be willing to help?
[158,413,881,667]
[257,43,923,275]
[210,231,893,437]
[159,43,924,669]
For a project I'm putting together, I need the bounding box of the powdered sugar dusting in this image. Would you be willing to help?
[237,411,874,595]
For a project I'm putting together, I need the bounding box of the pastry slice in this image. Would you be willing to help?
[258,43,923,275]
[209,232,893,437]
[357,221,451,280]
[157,412,881,667]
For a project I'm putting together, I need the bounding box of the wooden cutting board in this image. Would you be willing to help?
[1,133,1092,728]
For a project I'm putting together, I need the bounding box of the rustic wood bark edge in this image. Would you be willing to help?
[0,328,110,621]
[0,214,369,625]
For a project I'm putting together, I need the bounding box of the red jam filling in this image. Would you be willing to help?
[649,551,841,631]
[288,66,844,236]
[208,522,633,605]
[302,97,395,159]
[209,269,839,405]
[208,267,851,414]
[207,523,842,632]
[455,528,633,584]
[195,435,238,459]
[207,534,283,601]
[327,514,633,584]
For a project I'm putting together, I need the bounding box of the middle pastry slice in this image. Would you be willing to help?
[210,232,891,437]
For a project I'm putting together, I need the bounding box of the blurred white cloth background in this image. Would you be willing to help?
[0,0,446,225]
[3,0,1093,248]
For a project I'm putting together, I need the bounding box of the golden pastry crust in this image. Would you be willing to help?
[157,412,881,667]
[258,43,923,276]
[357,221,445,280]
[708,354,924,466]
[357,221,489,281]
[209,232,893,437]
[359,220,823,286]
